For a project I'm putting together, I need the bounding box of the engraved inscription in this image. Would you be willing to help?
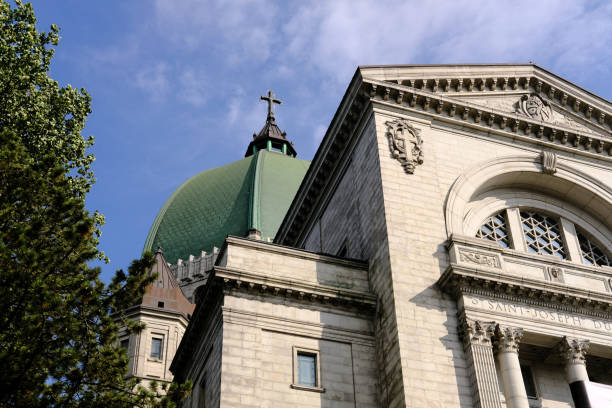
[459,250,501,268]
[467,296,612,333]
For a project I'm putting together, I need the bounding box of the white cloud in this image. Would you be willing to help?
[177,68,208,107]
[134,62,170,102]
[282,0,612,86]
[226,88,267,143]
[153,0,279,63]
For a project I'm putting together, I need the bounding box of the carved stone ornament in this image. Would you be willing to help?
[493,325,523,353]
[458,249,500,269]
[386,119,424,174]
[461,318,496,347]
[559,337,590,365]
[546,265,563,282]
[541,151,557,175]
[517,94,553,122]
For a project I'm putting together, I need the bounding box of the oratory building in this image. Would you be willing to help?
[122,64,612,408]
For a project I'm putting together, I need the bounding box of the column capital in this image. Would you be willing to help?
[460,317,496,347]
[559,336,590,365]
[493,325,523,353]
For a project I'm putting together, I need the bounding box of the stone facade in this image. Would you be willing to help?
[136,64,612,407]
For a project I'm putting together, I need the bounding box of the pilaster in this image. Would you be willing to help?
[460,317,503,408]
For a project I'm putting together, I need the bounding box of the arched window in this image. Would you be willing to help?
[475,207,611,267]
[475,211,510,249]
[519,211,565,259]
[577,229,611,267]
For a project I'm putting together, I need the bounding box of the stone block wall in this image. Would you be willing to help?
[121,312,186,382]
[218,294,378,408]
[301,114,407,407]
[300,99,612,407]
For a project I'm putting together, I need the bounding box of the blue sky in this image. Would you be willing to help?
[27,0,611,282]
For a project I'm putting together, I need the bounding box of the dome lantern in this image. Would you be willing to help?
[245,90,297,158]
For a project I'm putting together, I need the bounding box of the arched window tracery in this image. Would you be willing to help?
[475,206,611,267]
[577,229,611,267]
[475,211,510,249]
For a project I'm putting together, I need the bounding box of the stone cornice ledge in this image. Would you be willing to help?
[366,79,612,162]
[223,236,368,270]
[215,266,377,309]
[438,264,612,319]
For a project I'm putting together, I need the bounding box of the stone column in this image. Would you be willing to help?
[494,325,528,408]
[460,318,503,408]
[559,337,591,408]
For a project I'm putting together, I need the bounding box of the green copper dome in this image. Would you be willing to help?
[143,149,309,264]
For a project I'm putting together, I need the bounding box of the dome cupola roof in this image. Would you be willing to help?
[144,91,309,264]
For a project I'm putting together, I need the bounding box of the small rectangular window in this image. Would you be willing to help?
[151,337,163,360]
[292,346,324,392]
[120,338,130,350]
[297,353,317,386]
[521,364,538,399]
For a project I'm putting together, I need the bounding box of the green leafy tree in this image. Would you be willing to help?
[0,2,190,406]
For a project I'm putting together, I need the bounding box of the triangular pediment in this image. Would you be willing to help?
[449,93,603,137]
[358,63,611,141]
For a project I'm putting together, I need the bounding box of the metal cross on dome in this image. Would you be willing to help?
[261,90,281,122]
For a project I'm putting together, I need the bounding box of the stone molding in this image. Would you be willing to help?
[368,74,611,132]
[493,325,523,353]
[444,155,612,239]
[214,266,377,309]
[558,337,590,365]
[385,118,424,174]
[221,307,375,347]
[367,79,612,162]
[438,262,612,319]
[221,236,368,270]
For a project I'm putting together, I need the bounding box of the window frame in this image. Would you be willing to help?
[120,336,130,352]
[291,346,325,393]
[519,363,542,407]
[150,336,164,360]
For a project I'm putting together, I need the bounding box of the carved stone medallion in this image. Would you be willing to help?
[517,94,552,122]
[385,119,424,174]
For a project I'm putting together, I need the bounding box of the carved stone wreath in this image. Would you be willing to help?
[386,119,424,174]
[517,94,553,122]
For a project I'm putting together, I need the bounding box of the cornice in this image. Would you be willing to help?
[438,264,612,320]
[360,64,611,113]
[365,79,612,161]
[119,304,191,324]
[223,236,368,270]
[215,266,376,309]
